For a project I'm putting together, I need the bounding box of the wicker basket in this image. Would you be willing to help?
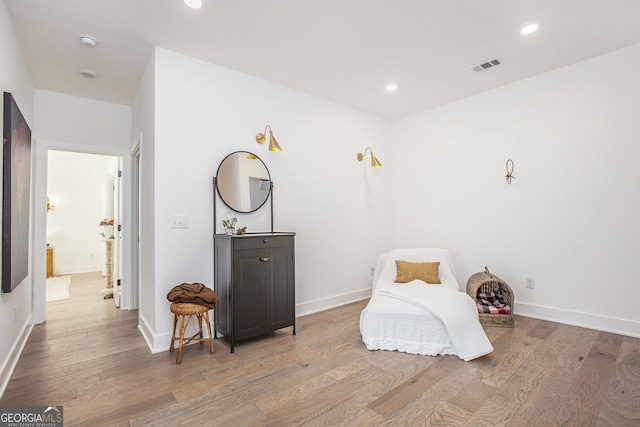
[466,267,514,328]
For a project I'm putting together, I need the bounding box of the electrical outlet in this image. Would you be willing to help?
[370,267,375,276]
[526,277,535,289]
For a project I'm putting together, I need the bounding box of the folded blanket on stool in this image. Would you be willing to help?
[476,290,511,315]
[167,283,219,309]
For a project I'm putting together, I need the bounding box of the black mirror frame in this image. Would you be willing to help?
[215,151,272,214]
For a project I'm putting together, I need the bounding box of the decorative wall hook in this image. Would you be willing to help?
[505,159,515,184]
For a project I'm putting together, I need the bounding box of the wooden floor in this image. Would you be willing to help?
[2,273,640,426]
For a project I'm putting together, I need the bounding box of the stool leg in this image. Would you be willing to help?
[203,310,215,354]
[169,313,178,352]
[197,313,204,344]
[176,315,186,364]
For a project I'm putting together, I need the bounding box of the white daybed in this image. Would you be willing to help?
[359,248,493,361]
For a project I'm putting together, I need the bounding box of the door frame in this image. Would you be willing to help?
[33,139,133,324]
[129,135,141,311]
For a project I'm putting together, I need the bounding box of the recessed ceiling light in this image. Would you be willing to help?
[79,35,97,47]
[520,23,540,35]
[385,83,398,92]
[79,69,97,79]
[183,0,202,8]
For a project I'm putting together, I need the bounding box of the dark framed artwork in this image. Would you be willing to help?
[2,92,31,293]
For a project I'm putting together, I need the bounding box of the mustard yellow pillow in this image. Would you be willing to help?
[394,260,441,284]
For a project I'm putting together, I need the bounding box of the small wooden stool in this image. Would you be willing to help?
[169,302,215,364]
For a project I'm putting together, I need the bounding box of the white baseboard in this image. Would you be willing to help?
[515,302,640,339]
[137,314,160,354]
[139,293,639,356]
[138,311,211,354]
[296,287,372,318]
[57,266,101,275]
[151,330,174,354]
[0,314,33,400]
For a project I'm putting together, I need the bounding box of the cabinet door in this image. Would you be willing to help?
[267,245,295,331]
[213,238,232,337]
[233,248,267,340]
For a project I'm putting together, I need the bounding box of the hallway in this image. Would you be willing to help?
[0,272,143,419]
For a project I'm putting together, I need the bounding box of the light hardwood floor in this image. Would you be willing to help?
[2,272,639,426]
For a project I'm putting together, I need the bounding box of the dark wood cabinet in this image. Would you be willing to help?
[213,232,295,352]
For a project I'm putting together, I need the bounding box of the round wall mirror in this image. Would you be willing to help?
[216,151,272,213]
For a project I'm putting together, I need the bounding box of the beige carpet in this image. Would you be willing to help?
[46,275,71,302]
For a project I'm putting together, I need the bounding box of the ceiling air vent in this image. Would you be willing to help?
[472,59,501,72]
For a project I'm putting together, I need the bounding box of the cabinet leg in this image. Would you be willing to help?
[292,323,296,336]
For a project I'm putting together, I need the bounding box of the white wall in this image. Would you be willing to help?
[46,151,117,274]
[135,47,393,351]
[0,0,34,398]
[391,42,640,337]
[34,90,131,148]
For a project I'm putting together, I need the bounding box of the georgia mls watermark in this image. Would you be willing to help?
[0,406,63,427]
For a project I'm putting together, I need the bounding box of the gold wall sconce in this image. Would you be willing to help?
[357,147,382,168]
[505,159,515,184]
[256,125,282,152]
[46,196,55,212]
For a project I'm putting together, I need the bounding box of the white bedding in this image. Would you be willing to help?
[359,248,493,361]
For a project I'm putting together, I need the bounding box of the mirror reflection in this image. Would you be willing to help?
[216,151,271,213]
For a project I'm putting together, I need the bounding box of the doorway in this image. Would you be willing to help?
[45,151,120,305]
[33,139,134,324]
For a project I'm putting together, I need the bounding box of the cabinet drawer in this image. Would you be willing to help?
[233,235,294,251]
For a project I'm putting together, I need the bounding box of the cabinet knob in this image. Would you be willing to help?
[263,239,268,243]
[260,257,271,262]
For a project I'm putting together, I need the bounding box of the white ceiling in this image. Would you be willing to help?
[5,0,640,119]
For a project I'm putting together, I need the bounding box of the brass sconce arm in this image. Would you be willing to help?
[256,125,282,152]
[357,147,382,168]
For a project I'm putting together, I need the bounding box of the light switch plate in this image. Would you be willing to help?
[170,215,189,229]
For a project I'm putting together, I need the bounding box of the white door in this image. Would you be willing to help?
[112,159,123,307]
